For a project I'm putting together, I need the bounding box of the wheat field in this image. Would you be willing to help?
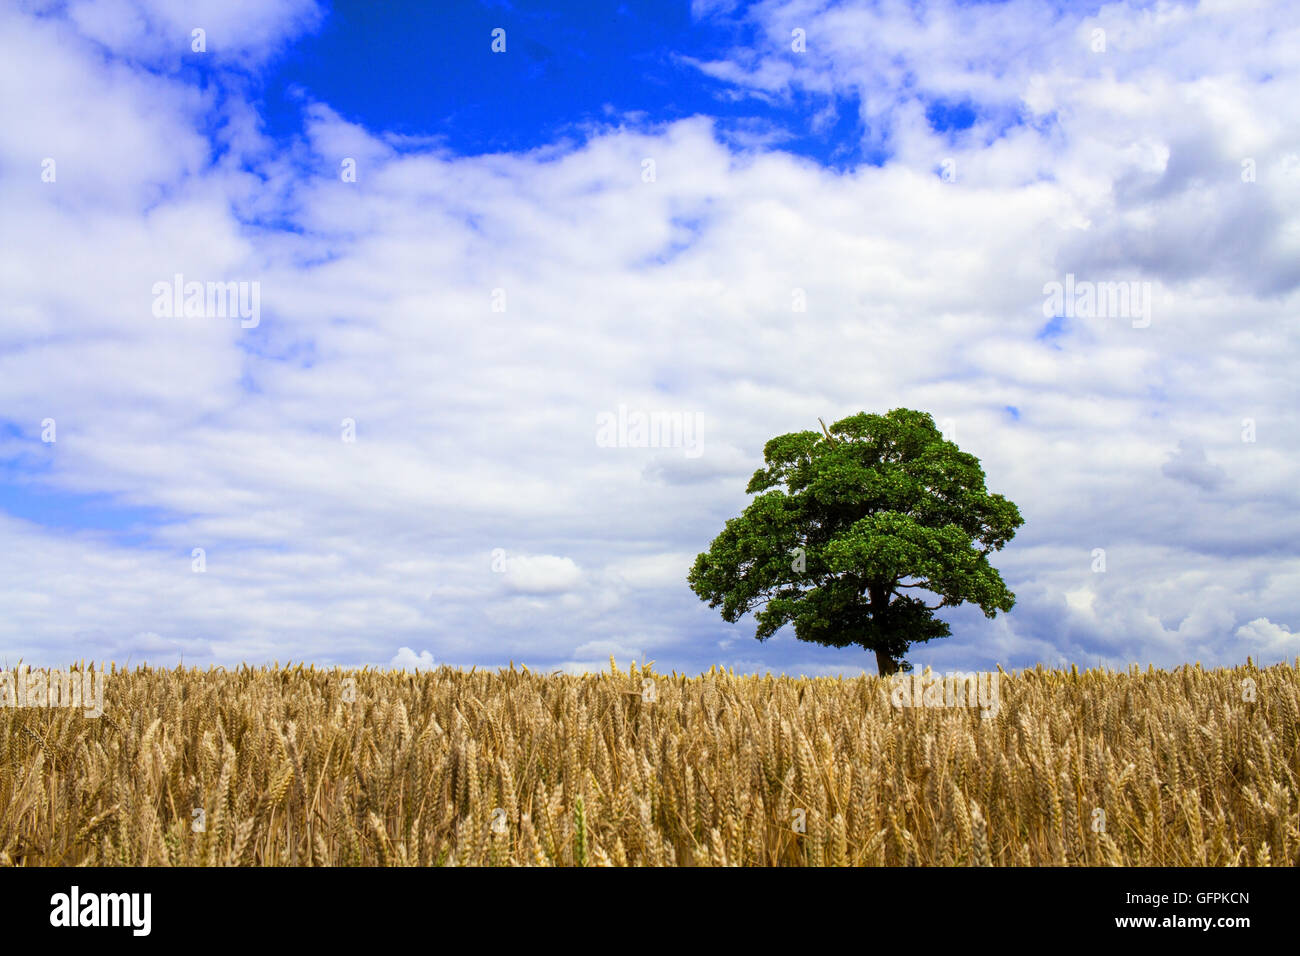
[1,660,1296,866]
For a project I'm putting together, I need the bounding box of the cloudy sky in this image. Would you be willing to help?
[1,0,1297,675]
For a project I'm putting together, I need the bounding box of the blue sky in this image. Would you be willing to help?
[252,0,879,167]
[2,0,1298,675]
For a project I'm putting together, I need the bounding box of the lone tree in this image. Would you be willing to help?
[688,409,1023,675]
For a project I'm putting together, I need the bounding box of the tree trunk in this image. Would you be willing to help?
[868,582,898,676]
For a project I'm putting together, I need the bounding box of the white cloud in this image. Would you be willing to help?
[1063,588,1096,616]
[604,553,694,590]
[389,647,436,671]
[501,555,584,595]
[1,0,1298,676]
[65,0,323,66]
[1235,618,1300,659]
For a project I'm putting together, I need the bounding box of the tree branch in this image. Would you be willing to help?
[818,417,839,445]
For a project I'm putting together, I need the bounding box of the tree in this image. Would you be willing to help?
[687,409,1023,675]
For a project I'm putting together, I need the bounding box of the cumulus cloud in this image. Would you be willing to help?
[501,555,584,595]
[64,0,323,66]
[1,0,1297,676]
[389,647,436,671]
[1235,618,1300,659]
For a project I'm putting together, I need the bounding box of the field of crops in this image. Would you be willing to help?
[1,660,1296,866]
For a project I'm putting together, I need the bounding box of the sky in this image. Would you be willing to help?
[1,0,1297,676]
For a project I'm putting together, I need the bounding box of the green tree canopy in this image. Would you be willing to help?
[687,409,1023,675]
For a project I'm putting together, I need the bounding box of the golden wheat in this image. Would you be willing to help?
[0,659,1296,866]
